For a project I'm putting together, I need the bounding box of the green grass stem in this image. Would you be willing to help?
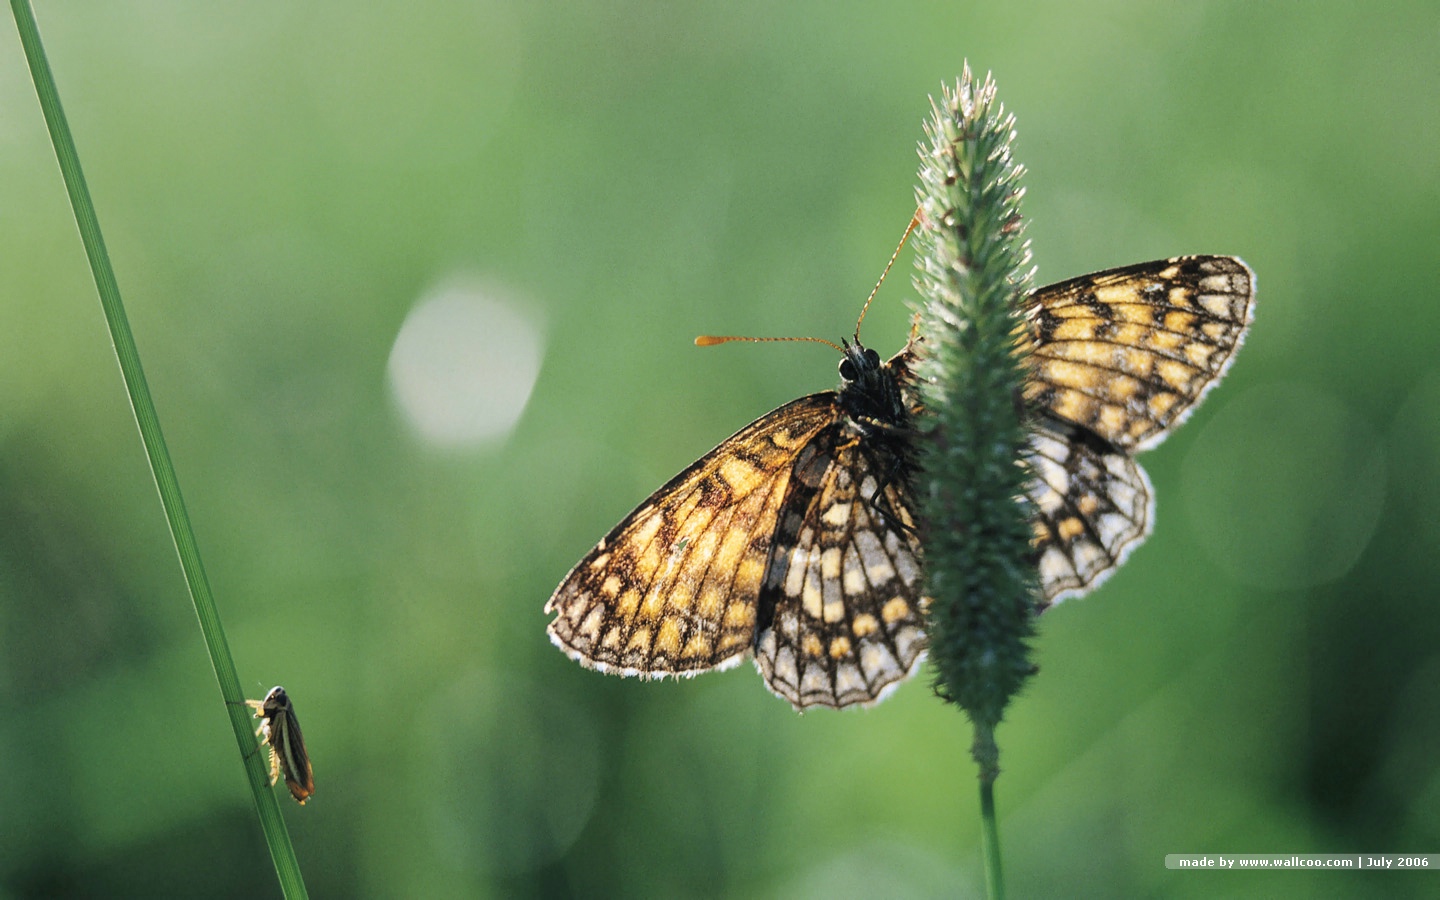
[10,3,309,896]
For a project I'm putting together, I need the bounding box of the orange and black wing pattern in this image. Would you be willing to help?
[546,394,841,679]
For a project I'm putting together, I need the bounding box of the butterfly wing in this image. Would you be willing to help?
[754,427,928,709]
[546,394,842,677]
[1027,413,1154,607]
[1023,255,1253,604]
[1026,256,1255,451]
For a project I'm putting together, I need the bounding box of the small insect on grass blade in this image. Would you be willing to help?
[245,686,315,805]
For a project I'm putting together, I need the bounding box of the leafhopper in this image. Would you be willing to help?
[244,686,314,805]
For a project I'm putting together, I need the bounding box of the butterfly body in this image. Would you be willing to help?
[547,255,1254,709]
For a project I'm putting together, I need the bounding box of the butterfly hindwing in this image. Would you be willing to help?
[1027,413,1154,607]
[754,424,927,709]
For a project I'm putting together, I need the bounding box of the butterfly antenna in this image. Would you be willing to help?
[854,208,922,342]
[697,208,923,352]
[694,333,844,352]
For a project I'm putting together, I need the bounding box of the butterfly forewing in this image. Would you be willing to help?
[1026,256,1254,451]
[547,395,843,678]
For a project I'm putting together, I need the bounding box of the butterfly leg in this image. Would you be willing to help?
[868,459,920,536]
[833,426,920,536]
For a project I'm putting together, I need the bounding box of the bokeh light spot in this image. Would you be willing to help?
[387,277,544,448]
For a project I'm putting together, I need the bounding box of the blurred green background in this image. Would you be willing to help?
[3,2,1437,897]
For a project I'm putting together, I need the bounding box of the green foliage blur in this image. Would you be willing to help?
[3,3,1437,897]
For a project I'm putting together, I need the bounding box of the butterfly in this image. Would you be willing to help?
[545,255,1254,709]
[245,685,315,804]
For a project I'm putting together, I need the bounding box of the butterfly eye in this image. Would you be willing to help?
[864,348,880,367]
[838,359,857,381]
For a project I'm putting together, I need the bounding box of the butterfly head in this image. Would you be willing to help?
[837,339,910,432]
[837,339,882,383]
